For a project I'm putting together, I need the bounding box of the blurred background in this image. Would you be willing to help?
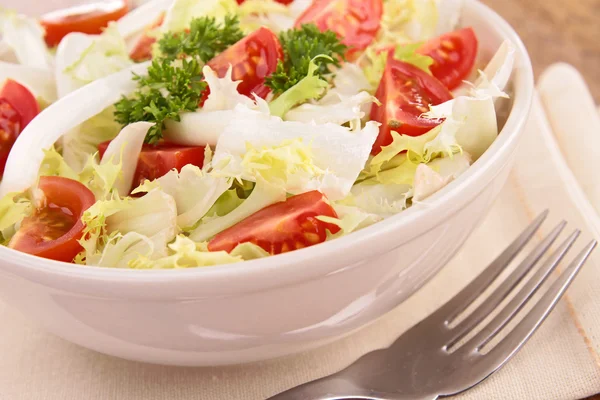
[5,0,600,101]
[481,0,599,102]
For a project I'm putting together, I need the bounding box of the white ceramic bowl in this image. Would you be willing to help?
[0,0,534,366]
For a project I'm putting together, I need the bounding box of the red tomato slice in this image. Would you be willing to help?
[0,79,40,128]
[418,27,479,90]
[206,27,283,99]
[0,100,21,177]
[129,12,165,62]
[208,191,341,255]
[0,79,39,176]
[40,1,129,48]
[295,0,383,56]
[98,141,205,189]
[369,58,453,155]
[9,177,96,263]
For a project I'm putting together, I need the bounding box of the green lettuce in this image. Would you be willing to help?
[0,192,32,243]
[269,57,329,119]
[133,165,232,230]
[129,235,242,269]
[161,0,237,33]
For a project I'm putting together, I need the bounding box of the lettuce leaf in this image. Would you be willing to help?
[133,164,232,230]
[212,104,379,200]
[62,107,123,172]
[269,57,329,119]
[0,10,52,69]
[129,235,242,269]
[229,242,270,260]
[100,121,154,196]
[394,42,434,73]
[161,0,237,33]
[0,191,32,243]
[83,232,156,268]
[190,178,285,242]
[106,189,178,240]
[285,91,376,129]
[412,152,471,202]
[57,23,131,98]
[317,203,383,235]
[237,0,293,33]
[349,181,412,218]
[38,147,79,181]
[78,193,132,262]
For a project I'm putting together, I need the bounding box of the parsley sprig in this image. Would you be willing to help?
[114,58,206,144]
[158,16,244,62]
[265,24,347,95]
[113,16,244,143]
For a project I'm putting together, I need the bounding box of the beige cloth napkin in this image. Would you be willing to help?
[1,65,600,399]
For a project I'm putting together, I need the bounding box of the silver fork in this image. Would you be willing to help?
[268,211,597,400]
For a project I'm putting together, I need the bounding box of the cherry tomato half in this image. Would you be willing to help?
[207,27,283,99]
[41,1,129,48]
[9,177,96,262]
[129,12,165,62]
[369,58,453,155]
[0,79,40,128]
[98,141,205,189]
[418,27,479,90]
[295,0,383,56]
[0,79,39,176]
[0,100,21,178]
[208,191,341,255]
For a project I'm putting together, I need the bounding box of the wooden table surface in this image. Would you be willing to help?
[481,0,600,102]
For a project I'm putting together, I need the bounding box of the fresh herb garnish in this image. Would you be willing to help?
[114,58,206,144]
[265,24,347,95]
[114,15,244,143]
[158,15,244,62]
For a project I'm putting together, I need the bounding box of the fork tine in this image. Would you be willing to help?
[469,240,596,378]
[445,221,568,349]
[437,211,549,323]
[456,230,580,352]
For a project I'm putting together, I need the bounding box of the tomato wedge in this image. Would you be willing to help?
[370,58,453,155]
[0,79,40,128]
[9,177,96,262]
[206,27,283,99]
[208,191,341,255]
[0,80,39,176]
[98,141,205,189]
[40,1,129,48]
[129,12,166,62]
[0,100,21,178]
[418,27,479,90]
[295,0,383,56]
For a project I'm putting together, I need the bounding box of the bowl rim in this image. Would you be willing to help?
[0,0,535,287]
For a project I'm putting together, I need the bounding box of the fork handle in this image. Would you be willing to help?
[267,375,438,400]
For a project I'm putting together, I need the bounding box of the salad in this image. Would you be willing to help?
[0,0,515,269]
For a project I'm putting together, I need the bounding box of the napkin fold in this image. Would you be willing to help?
[1,64,599,400]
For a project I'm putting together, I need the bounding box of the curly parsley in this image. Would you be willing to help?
[265,24,347,95]
[114,58,206,144]
[158,15,244,62]
[114,16,244,143]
